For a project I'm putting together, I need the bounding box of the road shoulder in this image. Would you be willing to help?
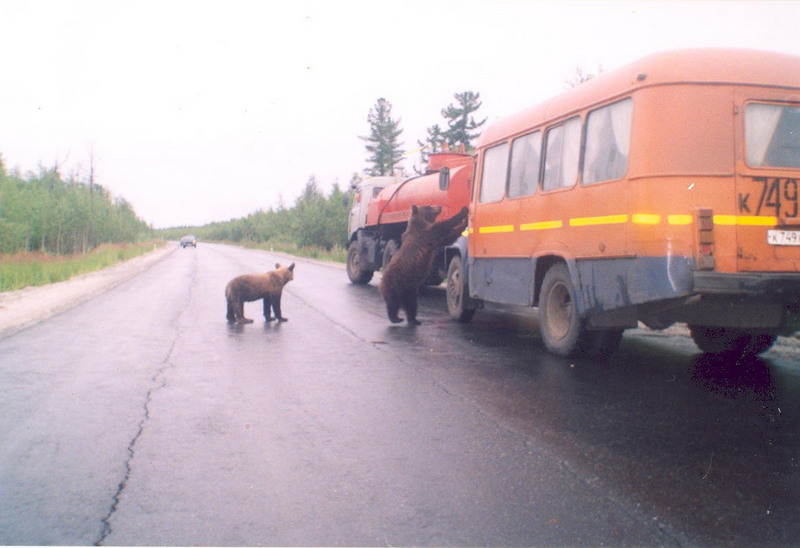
[0,243,177,338]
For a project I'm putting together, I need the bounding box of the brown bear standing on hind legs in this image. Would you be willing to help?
[225,263,295,324]
[379,205,468,325]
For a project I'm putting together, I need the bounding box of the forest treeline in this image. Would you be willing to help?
[0,156,151,255]
[165,91,487,252]
[1,90,491,259]
[161,177,352,252]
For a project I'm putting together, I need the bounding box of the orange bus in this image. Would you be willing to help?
[445,48,800,358]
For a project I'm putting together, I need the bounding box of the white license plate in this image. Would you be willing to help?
[768,229,800,246]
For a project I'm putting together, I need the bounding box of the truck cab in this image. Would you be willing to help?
[347,176,400,243]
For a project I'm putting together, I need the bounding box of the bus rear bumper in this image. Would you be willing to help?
[686,272,800,335]
[693,271,800,296]
[588,269,800,334]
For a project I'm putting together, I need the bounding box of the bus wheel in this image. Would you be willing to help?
[347,241,373,284]
[539,263,583,357]
[446,254,476,322]
[689,325,777,356]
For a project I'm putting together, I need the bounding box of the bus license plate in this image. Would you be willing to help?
[768,230,800,246]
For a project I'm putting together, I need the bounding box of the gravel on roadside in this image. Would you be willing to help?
[0,243,177,338]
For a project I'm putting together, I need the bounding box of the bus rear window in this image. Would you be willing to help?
[745,103,800,168]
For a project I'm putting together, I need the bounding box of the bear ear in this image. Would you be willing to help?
[412,205,418,213]
[275,263,281,269]
[289,263,295,271]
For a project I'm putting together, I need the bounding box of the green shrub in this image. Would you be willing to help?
[0,241,164,291]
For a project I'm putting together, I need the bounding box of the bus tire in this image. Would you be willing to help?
[347,241,373,284]
[539,263,584,357]
[446,254,476,322]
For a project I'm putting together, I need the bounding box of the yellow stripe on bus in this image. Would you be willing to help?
[667,214,693,225]
[713,215,738,225]
[737,215,778,226]
[475,213,778,235]
[478,225,515,234]
[569,214,629,227]
[631,214,661,225]
[520,220,563,231]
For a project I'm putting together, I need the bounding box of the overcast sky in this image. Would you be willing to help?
[1,0,799,228]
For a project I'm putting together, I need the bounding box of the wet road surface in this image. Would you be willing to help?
[1,243,799,545]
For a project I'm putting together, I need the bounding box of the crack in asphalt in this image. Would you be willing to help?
[94,251,197,545]
[95,358,172,545]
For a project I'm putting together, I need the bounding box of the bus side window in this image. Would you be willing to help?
[508,131,542,198]
[479,142,510,203]
[543,117,581,191]
[583,98,633,185]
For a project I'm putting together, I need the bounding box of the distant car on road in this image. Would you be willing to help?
[180,235,197,248]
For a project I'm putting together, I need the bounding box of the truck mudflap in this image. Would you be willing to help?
[354,229,382,272]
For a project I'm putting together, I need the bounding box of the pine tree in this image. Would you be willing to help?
[441,91,487,152]
[415,124,446,174]
[361,98,404,176]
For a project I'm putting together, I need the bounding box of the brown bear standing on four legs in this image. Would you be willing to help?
[379,205,468,325]
[225,263,295,324]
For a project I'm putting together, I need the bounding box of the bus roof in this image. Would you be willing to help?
[478,48,800,148]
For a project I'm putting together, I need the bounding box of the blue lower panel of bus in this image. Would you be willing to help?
[468,255,695,316]
[575,256,695,315]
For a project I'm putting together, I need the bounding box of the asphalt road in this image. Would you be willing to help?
[1,243,799,546]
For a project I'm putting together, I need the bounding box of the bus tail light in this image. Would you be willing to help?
[696,208,716,270]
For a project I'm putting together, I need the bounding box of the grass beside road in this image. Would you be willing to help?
[0,241,167,292]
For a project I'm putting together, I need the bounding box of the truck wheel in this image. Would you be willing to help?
[539,263,583,357]
[346,241,373,284]
[446,254,475,322]
[689,325,777,356]
[382,239,399,270]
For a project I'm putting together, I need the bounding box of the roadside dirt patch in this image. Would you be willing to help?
[0,244,177,338]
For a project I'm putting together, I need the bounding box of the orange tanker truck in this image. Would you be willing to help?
[346,152,473,285]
